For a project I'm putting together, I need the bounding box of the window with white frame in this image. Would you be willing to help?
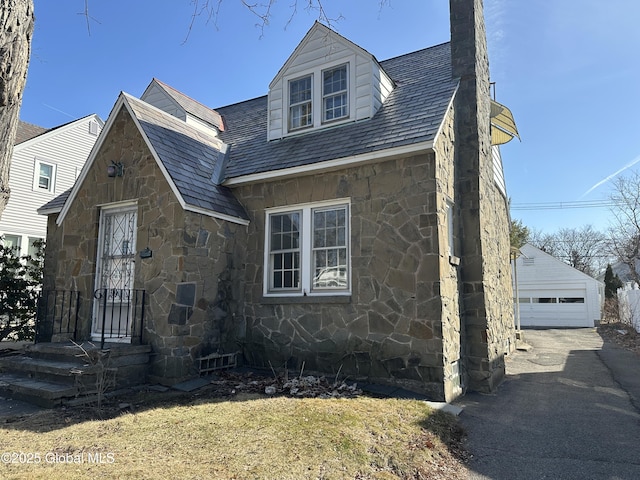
[27,237,43,257]
[1,234,21,252]
[322,64,348,122]
[33,159,56,193]
[288,75,313,131]
[265,200,350,295]
[286,61,352,133]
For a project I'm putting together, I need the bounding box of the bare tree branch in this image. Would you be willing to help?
[78,0,101,36]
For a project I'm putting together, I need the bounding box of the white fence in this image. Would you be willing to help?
[617,287,640,332]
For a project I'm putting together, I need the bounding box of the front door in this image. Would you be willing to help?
[92,204,137,341]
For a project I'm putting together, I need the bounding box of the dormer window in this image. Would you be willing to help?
[323,64,348,122]
[289,75,313,131]
[268,23,395,141]
[286,64,351,133]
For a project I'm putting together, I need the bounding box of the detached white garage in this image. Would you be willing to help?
[513,244,604,327]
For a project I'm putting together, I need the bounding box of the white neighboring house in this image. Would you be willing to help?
[513,243,604,328]
[0,115,103,255]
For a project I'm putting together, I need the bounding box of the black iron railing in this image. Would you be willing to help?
[35,290,81,343]
[93,288,146,348]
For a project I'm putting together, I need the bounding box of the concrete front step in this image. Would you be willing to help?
[0,341,152,408]
[0,356,101,384]
[25,342,152,366]
[0,372,80,408]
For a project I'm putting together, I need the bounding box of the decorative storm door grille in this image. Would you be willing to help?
[93,206,137,340]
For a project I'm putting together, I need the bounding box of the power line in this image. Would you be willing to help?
[511,200,618,211]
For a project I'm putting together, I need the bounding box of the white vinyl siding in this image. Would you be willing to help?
[140,83,186,121]
[513,244,603,327]
[268,23,393,140]
[0,115,102,247]
[492,145,507,197]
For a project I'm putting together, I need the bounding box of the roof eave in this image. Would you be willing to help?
[223,140,435,186]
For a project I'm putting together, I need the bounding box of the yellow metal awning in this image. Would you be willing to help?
[490,100,520,146]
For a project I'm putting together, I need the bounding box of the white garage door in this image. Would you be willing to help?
[517,288,590,327]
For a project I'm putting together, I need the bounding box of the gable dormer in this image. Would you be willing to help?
[267,22,395,141]
[140,78,224,136]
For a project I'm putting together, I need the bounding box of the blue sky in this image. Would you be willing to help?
[19,0,640,234]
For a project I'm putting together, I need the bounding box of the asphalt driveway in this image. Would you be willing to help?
[455,328,640,480]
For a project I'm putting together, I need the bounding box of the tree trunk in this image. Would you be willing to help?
[0,0,34,220]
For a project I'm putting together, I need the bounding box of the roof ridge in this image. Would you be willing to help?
[151,78,225,131]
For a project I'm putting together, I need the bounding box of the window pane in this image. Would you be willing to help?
[2,234,21,252]
[269,211,301,291]
[323,66,347,95]
[289,76,312,130]
[323,65,348,122]
[27,238,42,257]
[271,252,300,289]
[38,164,53,190]
[290,76,311,104]
[312,206,348,289]
[559,297,585,304]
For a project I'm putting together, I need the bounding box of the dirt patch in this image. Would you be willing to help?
[597,321,640,356]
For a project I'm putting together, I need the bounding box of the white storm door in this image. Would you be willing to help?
[92,204,137,340]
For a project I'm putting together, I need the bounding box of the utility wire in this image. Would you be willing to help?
[511,200,618,211]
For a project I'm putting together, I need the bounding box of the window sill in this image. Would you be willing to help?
[261,295,351,305]
[449,255,460,266]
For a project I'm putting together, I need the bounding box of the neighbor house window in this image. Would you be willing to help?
[1,234,21,252]
[322,64,348,122]
[33,159,56,193]
[27,237,43,257]
[288,75,313,131]
[265,200,350,296]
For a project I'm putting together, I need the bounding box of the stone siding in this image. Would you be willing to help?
[46,108,247,383]
[450,0,515,392]
[236,150,458,400]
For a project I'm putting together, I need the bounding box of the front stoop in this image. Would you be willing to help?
[0,342,151,408]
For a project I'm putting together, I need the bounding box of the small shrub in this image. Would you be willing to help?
[0,238,44,342]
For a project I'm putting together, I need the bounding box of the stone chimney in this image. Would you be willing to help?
[450,0,515,393]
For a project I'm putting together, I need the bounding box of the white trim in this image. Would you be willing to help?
[95,199,138,210]
[57,96,128,225]
[282,55,356,136]
[183,204,250,226]
[432,85,458,147]
[224,140,435,186]
[269,23,375,91]
[14,114,104,152]
[263,198,351,297]
[32,158,57,193]
[321,62,350,124]
[123,99,249,226]
[36,206,62,216]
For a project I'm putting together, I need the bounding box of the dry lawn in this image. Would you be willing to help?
[0,392,468,480]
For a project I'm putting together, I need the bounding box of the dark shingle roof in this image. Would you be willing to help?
[125,95,248,221]
[216,42,456,179]
[40,42,455,223]
[38,188,72,214]
[15,121,49,144]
